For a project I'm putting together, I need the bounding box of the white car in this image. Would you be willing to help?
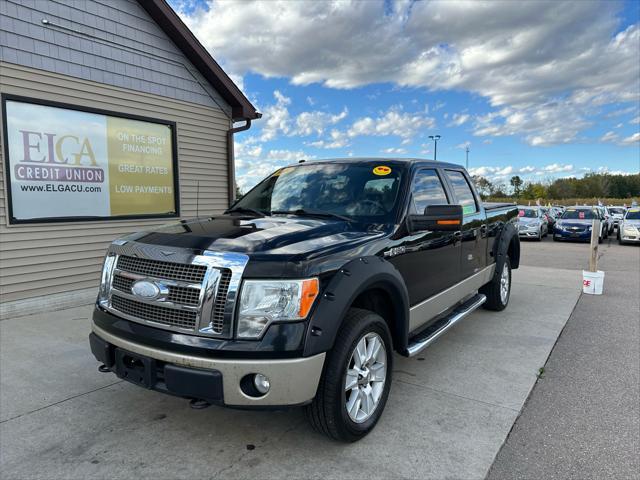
[608,206,626,229]
[618,207,640,244]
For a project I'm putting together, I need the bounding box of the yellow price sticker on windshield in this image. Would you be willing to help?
[373,165,392,176]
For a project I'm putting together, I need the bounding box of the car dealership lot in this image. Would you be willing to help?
[1,239,636,479]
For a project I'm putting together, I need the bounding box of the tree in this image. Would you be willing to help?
[510,175,523,198]
[472,175,494,199]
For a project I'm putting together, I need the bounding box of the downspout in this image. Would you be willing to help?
[226,118,254,207]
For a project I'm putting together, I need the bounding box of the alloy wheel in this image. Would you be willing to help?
[500,263,510,305]
[344,332,387,423]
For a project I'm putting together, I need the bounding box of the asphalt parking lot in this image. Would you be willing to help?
[1,235,637,479]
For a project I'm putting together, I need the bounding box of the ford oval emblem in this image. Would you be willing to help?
[131,280,160,299]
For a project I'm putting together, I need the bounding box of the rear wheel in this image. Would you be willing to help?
[481,256,511,311]
[305,308,393,442]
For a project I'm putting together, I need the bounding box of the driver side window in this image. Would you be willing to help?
[411,169,449,214]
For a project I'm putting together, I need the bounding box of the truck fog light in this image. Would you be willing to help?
[253,374,270,394]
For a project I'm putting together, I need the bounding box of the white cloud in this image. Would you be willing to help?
[543,163,574,173]
[449,113,470,127]
[294,108,348,136]
[346,107,435,140]
[257,91,348,142]
[260,90,292,141]
[600,131,619,142]
[620,132,640,145]
[630,116,640,124]
[179,0,639,146]
[468,163,575,181]
[381,147,408,155]
[235,149,316,191]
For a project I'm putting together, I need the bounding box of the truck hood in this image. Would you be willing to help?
[129,215,386,258]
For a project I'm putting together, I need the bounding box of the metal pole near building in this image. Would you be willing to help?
[465,145,470,169]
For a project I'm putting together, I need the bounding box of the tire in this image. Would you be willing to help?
[305,308,393,442]
[536,229,542,241]
[481,256,512,311]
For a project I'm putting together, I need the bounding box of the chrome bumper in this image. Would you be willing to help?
[92,323,325,407]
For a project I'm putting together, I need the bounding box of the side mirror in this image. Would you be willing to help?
[407,204,463,233]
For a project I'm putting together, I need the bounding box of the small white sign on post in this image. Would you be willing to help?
[583,218,604,294]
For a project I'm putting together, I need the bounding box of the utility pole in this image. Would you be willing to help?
[429,135,441,161]
[465,145,470,169]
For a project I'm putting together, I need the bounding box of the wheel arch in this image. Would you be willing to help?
[302,256,410,357]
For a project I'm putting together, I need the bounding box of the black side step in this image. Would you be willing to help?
[406,294,486,357]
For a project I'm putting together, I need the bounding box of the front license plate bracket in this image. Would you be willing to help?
[114,348,156,388]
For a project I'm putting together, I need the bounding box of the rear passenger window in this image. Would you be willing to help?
[445,170,478,215]
[411,169,448,213]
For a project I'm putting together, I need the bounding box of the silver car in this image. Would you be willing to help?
[517,206,548,240]
[618,207,640,244]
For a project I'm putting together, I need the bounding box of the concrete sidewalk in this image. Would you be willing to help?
[488,240,640,480]
[1,264,581,480]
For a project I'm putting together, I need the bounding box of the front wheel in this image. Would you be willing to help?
[481,256,512,311]
[305,308,393,442]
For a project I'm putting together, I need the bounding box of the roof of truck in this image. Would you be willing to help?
[292,157,464,169]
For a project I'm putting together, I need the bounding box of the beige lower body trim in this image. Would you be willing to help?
[92,324,325,406]
[409,265,496,331]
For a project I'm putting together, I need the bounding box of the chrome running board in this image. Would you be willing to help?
[406,294,486,357]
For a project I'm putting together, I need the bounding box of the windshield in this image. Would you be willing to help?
[562,208,596,220]
[231,162,405,222]
[625,209,640,220]
[609,207,625,215]
[518,208,538,218]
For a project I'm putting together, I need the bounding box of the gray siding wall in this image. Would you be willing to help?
[0,0,237,307]
[0,0,231,116]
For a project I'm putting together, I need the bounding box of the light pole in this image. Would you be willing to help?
[429,134,441,161]
[465,145,470,169]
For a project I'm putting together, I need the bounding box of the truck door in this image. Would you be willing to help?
[389,168,460,306]
[443,169,488,281]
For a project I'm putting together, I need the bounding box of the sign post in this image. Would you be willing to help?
[589,219,600,272]
[583,218,604,295]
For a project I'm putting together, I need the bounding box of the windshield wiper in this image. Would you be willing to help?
[271,209,353,222]
[224,206,265,218]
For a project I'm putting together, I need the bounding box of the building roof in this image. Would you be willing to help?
[137,0,259,121]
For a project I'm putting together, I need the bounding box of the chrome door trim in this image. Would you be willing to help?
[409,264,495,331]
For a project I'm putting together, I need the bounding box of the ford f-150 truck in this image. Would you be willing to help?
[90,158,519,441]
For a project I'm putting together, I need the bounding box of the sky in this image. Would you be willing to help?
[170,0,640,192]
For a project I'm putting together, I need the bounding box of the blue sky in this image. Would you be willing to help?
[171,0,640,192]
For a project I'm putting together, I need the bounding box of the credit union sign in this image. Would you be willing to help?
[2,97,178,223]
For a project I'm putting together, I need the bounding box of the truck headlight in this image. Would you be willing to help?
[98,254,117,303]
[236,278,319,339]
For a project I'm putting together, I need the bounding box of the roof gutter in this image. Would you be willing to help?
[227,115,261,206]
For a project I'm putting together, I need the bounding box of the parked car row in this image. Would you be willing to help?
[517,205,638,245]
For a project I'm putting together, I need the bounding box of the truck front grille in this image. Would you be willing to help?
[116,255,207,283]
[112,273,201,306]
[211,270,232,333]
[101,245,248,338]
[111,294,198,330]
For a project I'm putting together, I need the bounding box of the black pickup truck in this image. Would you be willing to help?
[90,158,519,441]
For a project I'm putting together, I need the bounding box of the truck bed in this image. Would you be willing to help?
[483,202,516,211]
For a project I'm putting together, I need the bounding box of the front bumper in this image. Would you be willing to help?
[620,231,640,243]
[518,227,540,238]
[90,323,325,407]
[554,230,590,241]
